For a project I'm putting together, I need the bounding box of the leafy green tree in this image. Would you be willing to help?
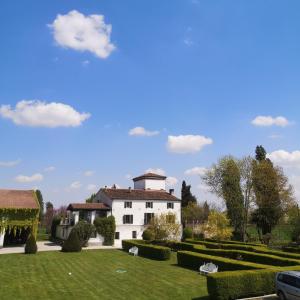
[251,146,294,238]
[203,211,233,241]
[181,181,197,207]
[255,145,267,161]
[35,190,44,221]
[86,193,96,203]
[182,202,209,225]
[203,156,245,240]
[72,221,95,247]
[94,216,116,246]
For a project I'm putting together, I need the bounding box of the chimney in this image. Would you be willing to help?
[128,187,131,192]
[169,189,174,195]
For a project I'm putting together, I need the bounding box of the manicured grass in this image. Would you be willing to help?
[0,250,208,300]
[247,224,293,243]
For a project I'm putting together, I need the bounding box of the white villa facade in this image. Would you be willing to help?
[57,173,182,247]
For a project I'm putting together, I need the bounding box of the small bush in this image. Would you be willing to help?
[177,251,269,272]
[122,240,171,260]
[182,227,193,241]
[24,234,38,254]
[62,229,82,252]
[72,221,95,247]
[51,215,61,239]
[94,216,116,246]
[142,229,155,241]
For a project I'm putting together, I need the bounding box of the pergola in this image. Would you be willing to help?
[0,189,40,247]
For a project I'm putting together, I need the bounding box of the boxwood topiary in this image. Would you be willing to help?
[142,229,155,241]
[62,229,82,252]
[182,227,193,241]
[25,234,38,254]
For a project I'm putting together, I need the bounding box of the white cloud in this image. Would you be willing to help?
[49,10,115,59]
[0,159,21,167]
[129,127,159,137]
[82,60,90,66]
[269,134,283,139]
[251,116,290,127]
[145,168,166,176]
[84,170,95,177]
[70,181,82,189]
[15,173,43,183]
[0,100,90,128]
[185,167,207,176]
[87,184,97,191]
[44,166,56,172]
[268,150,300,168]
[166,176,178,187]
[167,135,213,154]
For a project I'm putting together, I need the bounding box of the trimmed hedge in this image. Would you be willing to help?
[207,265,300,300]
[151,240,196,252]
[282,246,300,254]
[205,238,264,247]
[122,240,171,260]
[177,251,270,272]
[192,246,300,267]
[186,239,300,260]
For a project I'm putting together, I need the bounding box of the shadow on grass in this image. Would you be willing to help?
[192,296,210,300]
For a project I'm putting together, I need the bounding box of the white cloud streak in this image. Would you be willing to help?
[252,116,290,127]
[15,173,43,183]
[0,100,90,128]
[129,127,160,137]
[167,135,213,154]
[0,159,21,167]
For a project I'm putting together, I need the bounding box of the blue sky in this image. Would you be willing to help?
[0,0,299,207]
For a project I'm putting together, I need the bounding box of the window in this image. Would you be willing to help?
[144,213,154,225]
[146,202,153,209]
[132,231,137,239]
[167,202,174,209]
[124,201,132,208]
[166,214,175,224]
[123,215,133,224]
[115,232,120,240]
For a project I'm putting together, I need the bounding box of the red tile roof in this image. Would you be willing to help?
[67,203,110,211]
[101,188,180,201]
[133,173,167,182]
[0,189,39,210]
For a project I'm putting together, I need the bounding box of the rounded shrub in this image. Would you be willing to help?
[182,227,193,240]
[142,229,155,241]
[62,229,82,252]
[72,221,95,247]
[25,234,38,254]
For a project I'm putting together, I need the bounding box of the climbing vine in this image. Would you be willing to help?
[0,208,39,237]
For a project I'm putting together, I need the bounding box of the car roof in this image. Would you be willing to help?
[279,271,300,278]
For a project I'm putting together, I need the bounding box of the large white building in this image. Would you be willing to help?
[57,173,182,247]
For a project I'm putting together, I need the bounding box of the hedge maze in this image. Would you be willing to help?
[123,238,300,300]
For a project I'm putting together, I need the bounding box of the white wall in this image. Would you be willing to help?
[111,199,181,245]
[134,179,166,191]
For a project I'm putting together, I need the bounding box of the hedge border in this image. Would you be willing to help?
[177,251,270,272]
[122,240,171,260]
[191,246,300,267]
[207,265,300,300]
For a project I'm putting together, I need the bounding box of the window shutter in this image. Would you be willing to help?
[123,215,125,224]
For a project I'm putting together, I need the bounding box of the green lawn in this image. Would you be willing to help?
[0,250,208,300]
